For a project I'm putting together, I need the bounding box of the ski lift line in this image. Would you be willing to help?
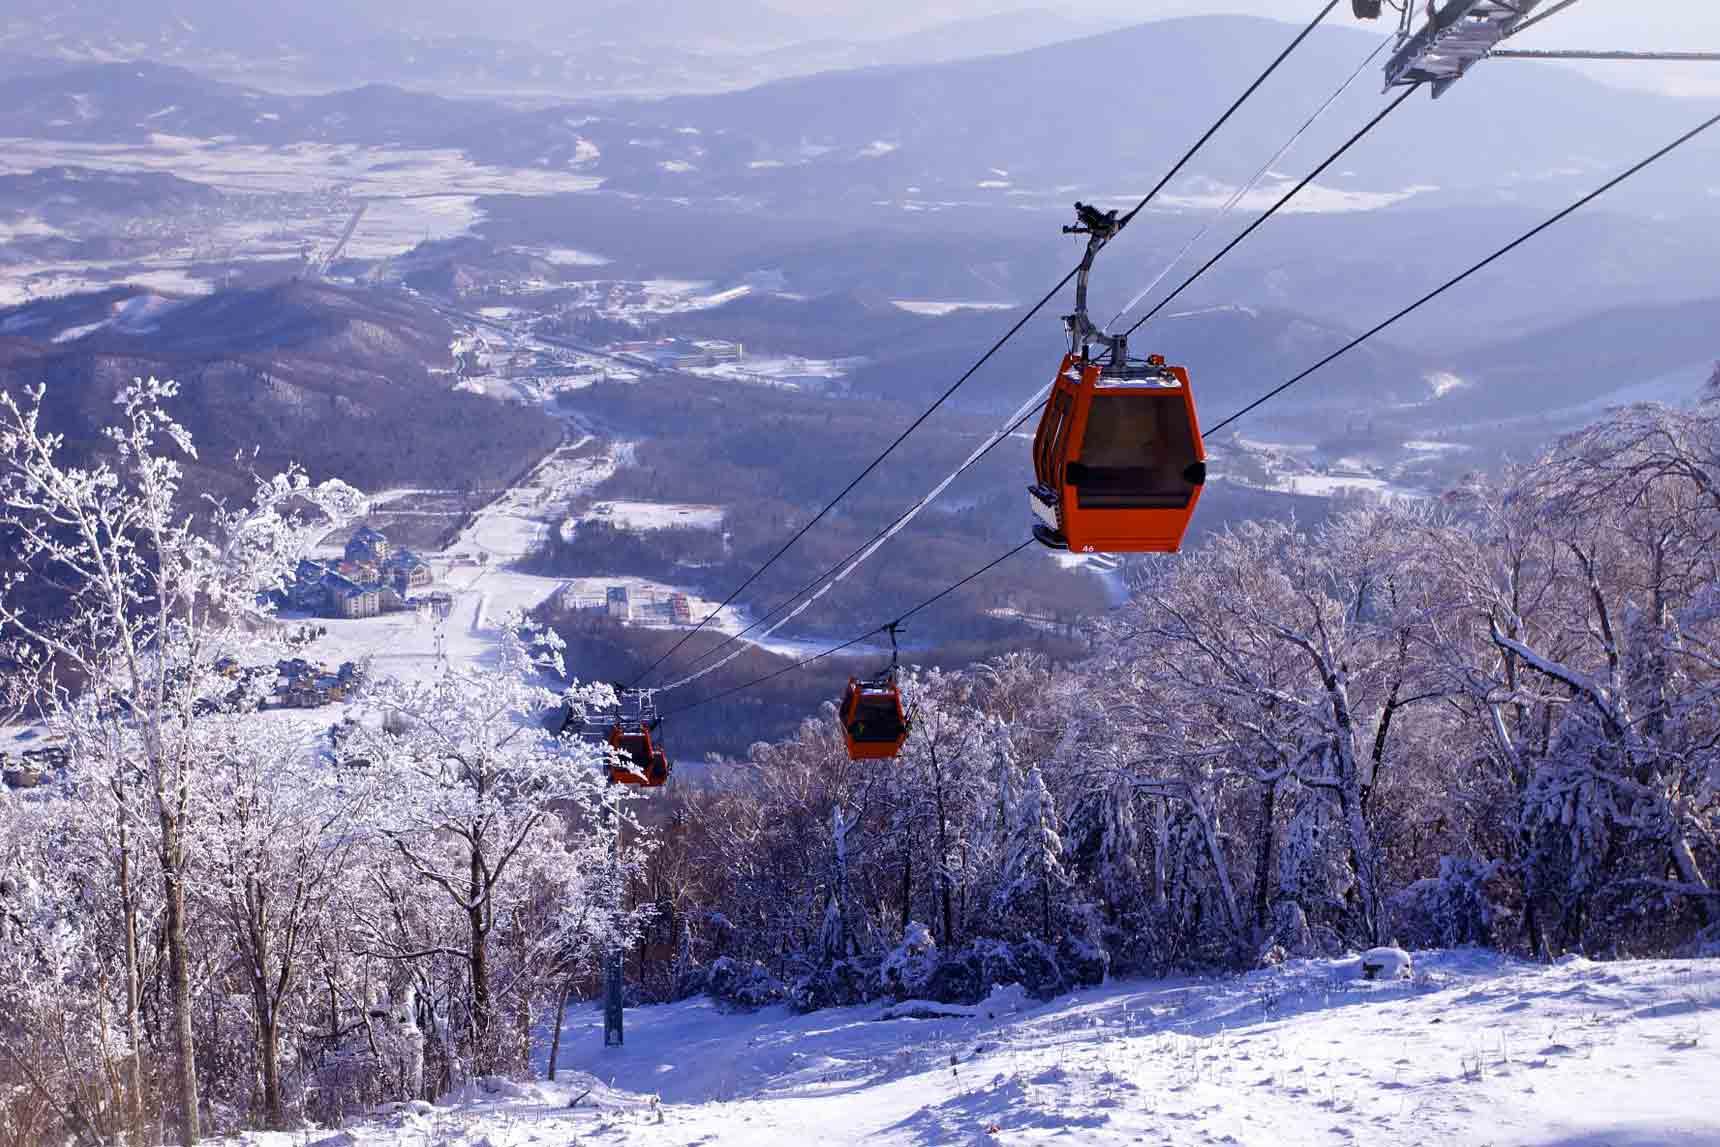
[627,264,1079,689]
[1121,83,1421,341]
[652,384,1056,694]
[656,539,1036,722]
[1104,34,1394,335]
[1200,108,1720,440]
[1502,0,1582,39]
[632,0,1345,689]
[663,380,1058,683]
[1116,0,1345,231]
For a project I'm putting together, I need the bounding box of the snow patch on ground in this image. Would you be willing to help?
[685,354,856,389]
[891,299,1017,317]
[536,246,611,267]
[1427,371,1472,398]
[582,501,724,532]
[1160,179,1439,214]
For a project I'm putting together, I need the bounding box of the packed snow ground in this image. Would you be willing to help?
[230,952,1719,1146]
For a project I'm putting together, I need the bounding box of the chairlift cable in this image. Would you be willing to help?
[1200,108,1720,439]
[656,383,1056,684]
[1120,83,1420,340]
[1104,33,1394,334]
[629,0,1344,688]
[657,539,1035,721]
[1504,0,1583,40]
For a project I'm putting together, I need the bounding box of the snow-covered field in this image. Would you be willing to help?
[583,501,725,532]
[892,299,1018,317]
[227,952,1720,1147]
[0,135,606,302]
[686,354,857,390]
[559,279,755,321]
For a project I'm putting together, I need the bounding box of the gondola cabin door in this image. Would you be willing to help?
[1030,352,1206,554]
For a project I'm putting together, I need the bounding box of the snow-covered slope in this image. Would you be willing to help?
[231,952,1720,1146]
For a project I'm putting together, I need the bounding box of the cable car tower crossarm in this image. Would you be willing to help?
[1381,0,1549,96]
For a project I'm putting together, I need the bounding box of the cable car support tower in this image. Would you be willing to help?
[1357,0,1720,99]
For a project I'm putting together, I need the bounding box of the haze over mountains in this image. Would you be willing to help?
[2,9,1716,458]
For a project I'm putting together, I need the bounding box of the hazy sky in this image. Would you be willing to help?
[825,0,1720,97]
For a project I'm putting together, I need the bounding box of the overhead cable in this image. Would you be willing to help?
[1201,108,1720,438]
[658,539,1035,720]
[1105,34,1392,333]
[632,0,1344,687]
[1122,83,1420,339]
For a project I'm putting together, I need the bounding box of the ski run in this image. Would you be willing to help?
[229,950,1719,1147]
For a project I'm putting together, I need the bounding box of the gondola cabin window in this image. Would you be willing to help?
[1070,391,1200,510]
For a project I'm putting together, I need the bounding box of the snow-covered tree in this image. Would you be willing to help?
[0,378,362,1144]
[996,764,1066,940]
[346,622,626,1079]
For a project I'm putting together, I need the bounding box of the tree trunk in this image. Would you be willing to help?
[900,848,912,934]
[159,812,200,1146]
[117,812,146,1142]
[468,842,492,1074]
[258,1013,283,1131]
[547,980,572,1082]
[1252,781,1277,933]
[1152,798,1168,911]
[931,747,955,947]
[245,883,286,1131]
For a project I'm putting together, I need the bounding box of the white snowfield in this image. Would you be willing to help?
[230,952,1720,1147]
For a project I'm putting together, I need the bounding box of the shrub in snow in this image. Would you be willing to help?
[881,921,939,998]
[1389,857,1506,950]
[789,958,879,1013]
[980,981,1029,1017]
[925,952,985,1004]
[1009,938,1067,999]
[1058,932,1109,987]
[951,937,1067,1001]
[1359,946,1413,981]
[704,956,784,1011]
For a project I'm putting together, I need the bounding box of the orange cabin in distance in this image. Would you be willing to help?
[607,723,670,787]
[838,676,911,761]
[1029,352,1206,554]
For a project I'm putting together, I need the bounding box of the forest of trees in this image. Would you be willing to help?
[2,371,1717,1143]
[0,382,642,1145]
[638,369,1720,1001]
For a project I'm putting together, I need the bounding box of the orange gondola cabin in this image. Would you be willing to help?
[1029,202,1206,554]
[569,689,670,787]
[606,722,670,786]
[838,674,911,760]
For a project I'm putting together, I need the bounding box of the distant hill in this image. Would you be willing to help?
[0,282,560,498]
[1437,296,1720,423]
[0,61,509,145]
[4,16,1706,218]
[0,166,221,220]
[500,14,1702,211]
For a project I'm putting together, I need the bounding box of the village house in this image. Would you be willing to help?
[346,525,392,566]
[287,528,430,619]
[384,549,433,592]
